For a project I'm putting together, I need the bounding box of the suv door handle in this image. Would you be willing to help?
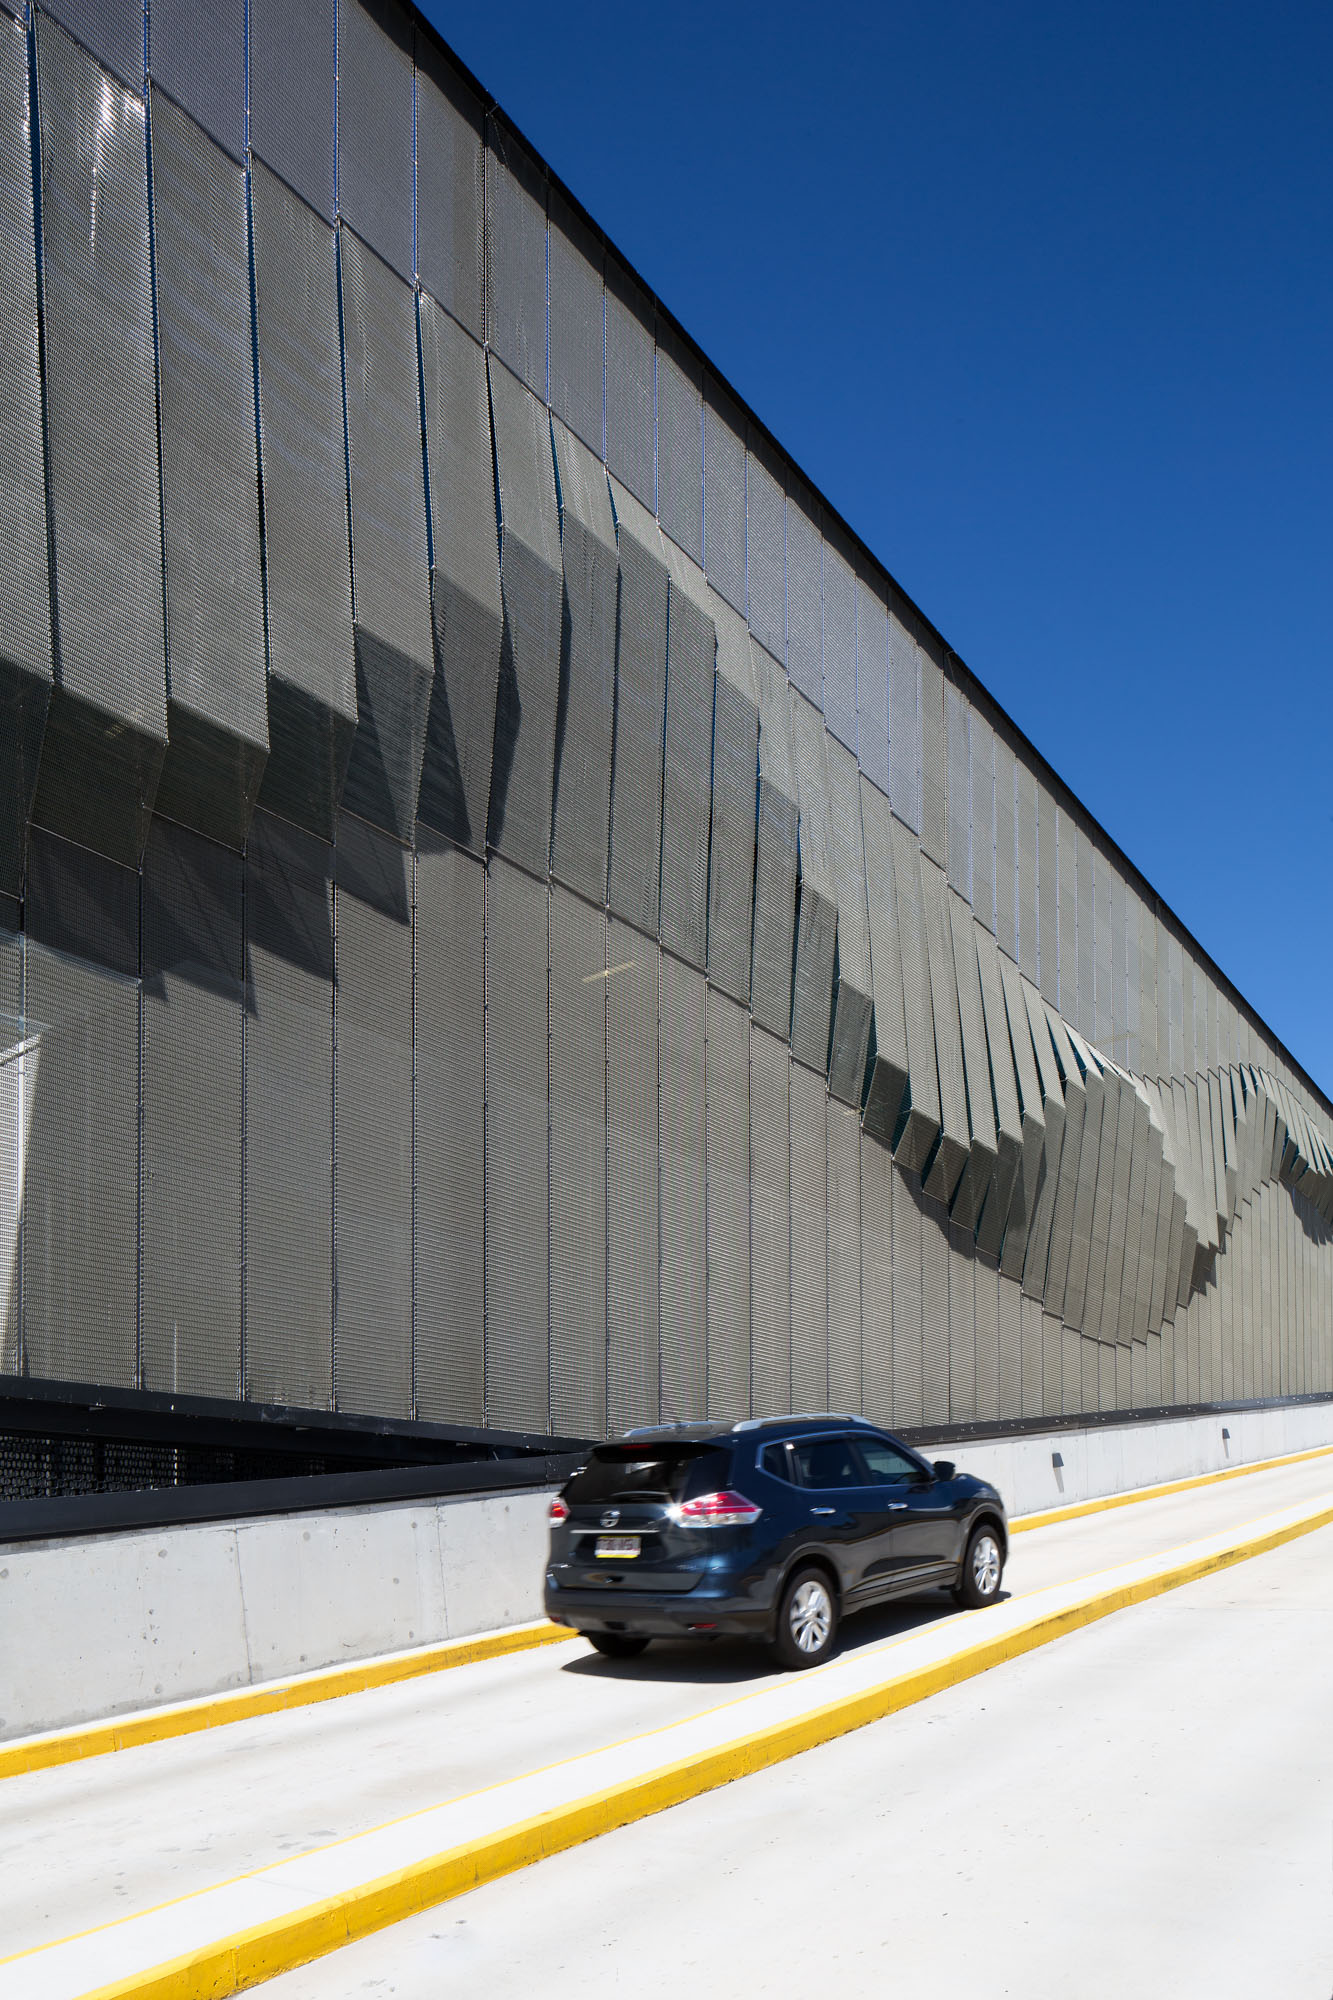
[885,1502,908,1511]
[810,1507,837,1516]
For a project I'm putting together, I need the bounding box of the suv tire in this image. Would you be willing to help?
[586,1632,650,1660]
[770,1565,839,1670]
[952,1524,1004,1609]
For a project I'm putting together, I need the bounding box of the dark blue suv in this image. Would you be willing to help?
[544,1414,1008,1669]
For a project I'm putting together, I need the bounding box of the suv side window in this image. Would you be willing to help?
[791,1436,864,1490]
[855,1438,925,1486]
[760,1442,799,1484]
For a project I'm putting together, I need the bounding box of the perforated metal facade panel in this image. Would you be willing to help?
[43,0,142,87]
[337,0,413,279]
[705,987,750,1420]
[250,0,335,219]
[606,924,658,1432]
[785,487,822,704]
[149,0,244,158]
[605,481,668,932]
[749,1026,790,1416]
[746,437,786,663]
[548,886,607,1437]
[749,640,799,1042]
[859,780,909,1146]
[887,612,921,833]
[549,192,604,456]
[658,539,713,970]
[918,649,947,868]
[821,534,857,753]
[703,380,747,615]
[855,578,889,797]
[993,733,1017,961]
[660,953,706,1421]
[604,257,655,511]
[706,599,758,1005]
[789,1059,828,1412]
[550,420,617,902]
[889,816,942,1175]
[656,330,702,566]
[826,1100,861,1414]
[414,36,484,339]
[918,859,968,1207]
[789,694,837,1075]
[860,1130,893,1426]
[945,680,970,903]
[485,118,546,398]
[825,739,873,1106]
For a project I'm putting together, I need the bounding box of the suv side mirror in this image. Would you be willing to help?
[932,1459,956,1482]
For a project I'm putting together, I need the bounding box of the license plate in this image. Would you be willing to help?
[595,1535,640,1559]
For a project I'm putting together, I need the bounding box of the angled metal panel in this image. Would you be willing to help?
[1017,976,1065,1299]
[971,712,995,935]
[0,13,52,896]
[242,812,334,1407]
[749,1024,791,1417]
[917,857,969,1207]
[1038,1005,1086,1315]
[890,1167,924,1424]
[993,733,1017,962]
[548,885,608,1438]
[975,922,1024,1260]
[1056,805,1078,1025]
[417,301,503,852]
[660,953,707,1422]
[889,816,942,1174]
[821,532,857,752]
[789,692,837,1075]
[1015,761,1038,984]
[1093,1065,1135,1344]
[141,823,243,1400]
[705,986,750,1420]
[656,328,702,566]
[1098,851,1118,1054]
[1076,825,1095,1043]
[658,536,714,969]
[413,835,485,1424]
[948,1222,975,1420]
[705,597,758,1006]
[149,0,244,159]
[1117,1083,1153,1344]
[483,858,549,1431]
[856,576,889,796]
[485,117,546,397]
[948,893,998,1236]
[824,739,873,1106]
[604,256,654,511]
[945,680,970,903]
[149,92,267,849]
[413,33,484,339]
[746,433,785,663]
[250,0,334,218]
[859,778,910,1147]
[21,833,139,1389]
[1062,1030,1107,1330]
[338,228,434,840]
[750,639,800,1042]
[333,815,413,1419]
[887,611,921,833]
[250,161,357,839]
[550,419,617,902]
[827,1099,862,1415]
[918,648,947,866]
[33,21,167,866]
[1037,782,1058,1005]
[606,479,668,934]
[789,1058,829,1413]
[486,358,563,874]
[703,377,746,615]
[606,922,659,1433]
[548,189,604,456]
[42,0,141,84]
[784,483,821,704]
[998,953,1048,1284]
[860,1127,893,1426]
[336,0,413,279]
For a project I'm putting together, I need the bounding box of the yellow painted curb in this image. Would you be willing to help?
[0,1621,570,1784]
[1009,1440,1333,1533]
[63,1492,1333,2000]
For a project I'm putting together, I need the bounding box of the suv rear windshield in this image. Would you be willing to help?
[564,1444,731,1505]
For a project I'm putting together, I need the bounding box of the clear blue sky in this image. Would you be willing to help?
[421,0,1333,1099]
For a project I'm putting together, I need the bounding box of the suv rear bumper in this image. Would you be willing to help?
[544,1581,774,1639]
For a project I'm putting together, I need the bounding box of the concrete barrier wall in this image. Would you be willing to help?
[3,1400,1332,1741]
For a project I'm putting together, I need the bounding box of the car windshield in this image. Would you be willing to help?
[564,1444,729,1505]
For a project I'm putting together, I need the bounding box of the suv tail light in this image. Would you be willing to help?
[548,1496,570,1522]
[675,1490,762,1528]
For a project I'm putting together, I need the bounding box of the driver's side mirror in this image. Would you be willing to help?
[932,1459,956,1482]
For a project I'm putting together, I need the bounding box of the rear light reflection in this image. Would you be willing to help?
[548,1496,570,1522]
[674,1490,762,1528]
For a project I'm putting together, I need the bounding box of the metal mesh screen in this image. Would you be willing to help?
[703,379,746,614]
[860,1129,892,1426]
[605,481,668,934]
[974,922,1022,1261]
[1075,825,1095,1043]
[993,732,1017,959]
[859,777,909,1146]
[332,816,413,1418]
[336,0,413,279]
[659,952,706,1422]
[948,1223,975,1420]
[917,858,968,1207]
[945,680,970,901]
[826,1099,861,1414]
[0,899,22,1370]
[890,1167,924,1424]
[789,1059,828,1413]
[998,1266,1021,1415]
[789,693,837,1075]
[486,117,546,397]
[749,639,799,1042]
[140,823,242,1400]
[414,33,484,338]
[889,816,941,1175]
[42,0,142,87]
[484,858,549,1431]
[604,256,654,511]
[1016,762,1038,983]
[250,161,357,839]
[824,739,873,1106]
[917,648,946,868]
[971,713,995,934]
[242,812,334,1407]
[784,485,821,703]
[149,0,244,160]
[887,611,920,832]
[417,300,503,853]
[339,229,434,840]
[856,577,889,796]
[21,832,139,1388]
[658,539,713,970]
[656,330,702,565]
[548,885,607,1437]
[486,358,563,874]
[550,420,617,902]
[745,436,785,662]
[821,534,857,752]
[548,191,604,456]
[33,19,167,867]
[250,0,335,219]
[705,598,758,1006]
[705,987,750,1420]
[606,922,658,1432]
[973,1237,999,1421]
[748,1025,790,1416]
[413,835,484,1423]
[1037,785,1059,1006]
[0,14,52,897]
[920,1188,949,1424]
[149,90,267,849]
[948,894,998,1235]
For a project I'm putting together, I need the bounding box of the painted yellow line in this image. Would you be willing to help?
[47,1491,1333,2000]
[2,1436,1329,1788]
[0,1621,571,1784]
[1009,1440,1333,1533]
